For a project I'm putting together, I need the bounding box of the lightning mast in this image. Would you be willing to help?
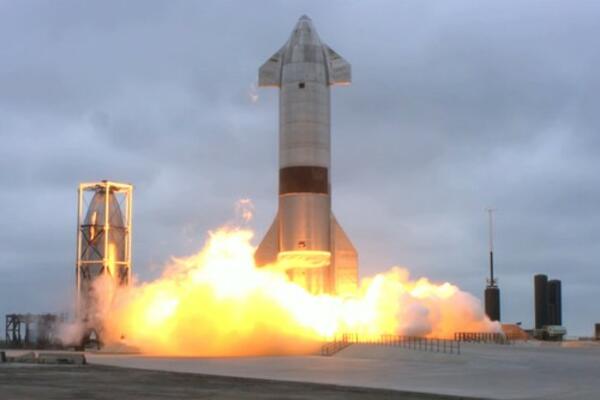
[484,208,500,321]
[487,208,496,287]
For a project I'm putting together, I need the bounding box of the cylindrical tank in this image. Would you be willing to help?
[534,274,548,329]
[485,286,501,321]
[547,279,562,326]
[81,190,127,282]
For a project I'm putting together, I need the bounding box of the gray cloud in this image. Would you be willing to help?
[1,0,599,336]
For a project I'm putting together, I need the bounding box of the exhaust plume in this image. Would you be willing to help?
[95,222,498,356]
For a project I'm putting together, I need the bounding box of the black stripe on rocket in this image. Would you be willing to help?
[279,166,329,194]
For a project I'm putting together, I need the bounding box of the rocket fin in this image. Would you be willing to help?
[259,47,285,87]
[254,215,279,267]
[323,45,351,86]
[331,214,358,295]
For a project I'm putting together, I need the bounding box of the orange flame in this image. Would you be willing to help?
[99,226,499,356]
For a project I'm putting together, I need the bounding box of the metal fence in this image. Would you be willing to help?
[454,332,510,344]
[321,333,461,356]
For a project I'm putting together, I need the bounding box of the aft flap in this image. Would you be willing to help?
[254,215,279,266]
[331,214,358,295]
[324,45,351,86]
[259,47,284,87]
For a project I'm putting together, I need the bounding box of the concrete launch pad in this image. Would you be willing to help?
[0,364,472,400]
[3,342,599,399]
[83,342,600,400]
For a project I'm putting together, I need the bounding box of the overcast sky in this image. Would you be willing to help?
[1,0,599,336]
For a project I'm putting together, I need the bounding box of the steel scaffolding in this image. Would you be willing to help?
[76,181,132,345]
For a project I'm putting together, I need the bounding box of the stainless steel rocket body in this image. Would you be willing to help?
[279,18,331,256]
[256,16,358,295]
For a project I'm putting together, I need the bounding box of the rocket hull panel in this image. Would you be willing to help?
[279,194,330,252]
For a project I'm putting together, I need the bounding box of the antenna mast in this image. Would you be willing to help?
[486,208,497,287]
[484,208,500,321]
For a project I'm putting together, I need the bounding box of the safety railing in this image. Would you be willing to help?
[321,333,461,356]
[320,338,352,356]
[454,332,510,344]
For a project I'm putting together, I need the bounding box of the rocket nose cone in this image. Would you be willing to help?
[290,15,320,46]
[294,15,314,31]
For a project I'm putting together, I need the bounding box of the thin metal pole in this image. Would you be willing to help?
[76,185,83,319]
[487,208,496,286]
[104,182,110,277]
[127,186,133,286]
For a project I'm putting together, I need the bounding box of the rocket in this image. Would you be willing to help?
[255,15,358,295]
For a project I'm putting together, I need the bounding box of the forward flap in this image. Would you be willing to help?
[258,47,285,87]
[324,45,351,86]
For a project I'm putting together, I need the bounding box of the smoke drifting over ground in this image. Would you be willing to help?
[92,213,498,356]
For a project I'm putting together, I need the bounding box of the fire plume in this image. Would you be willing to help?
[100,225,499,356]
